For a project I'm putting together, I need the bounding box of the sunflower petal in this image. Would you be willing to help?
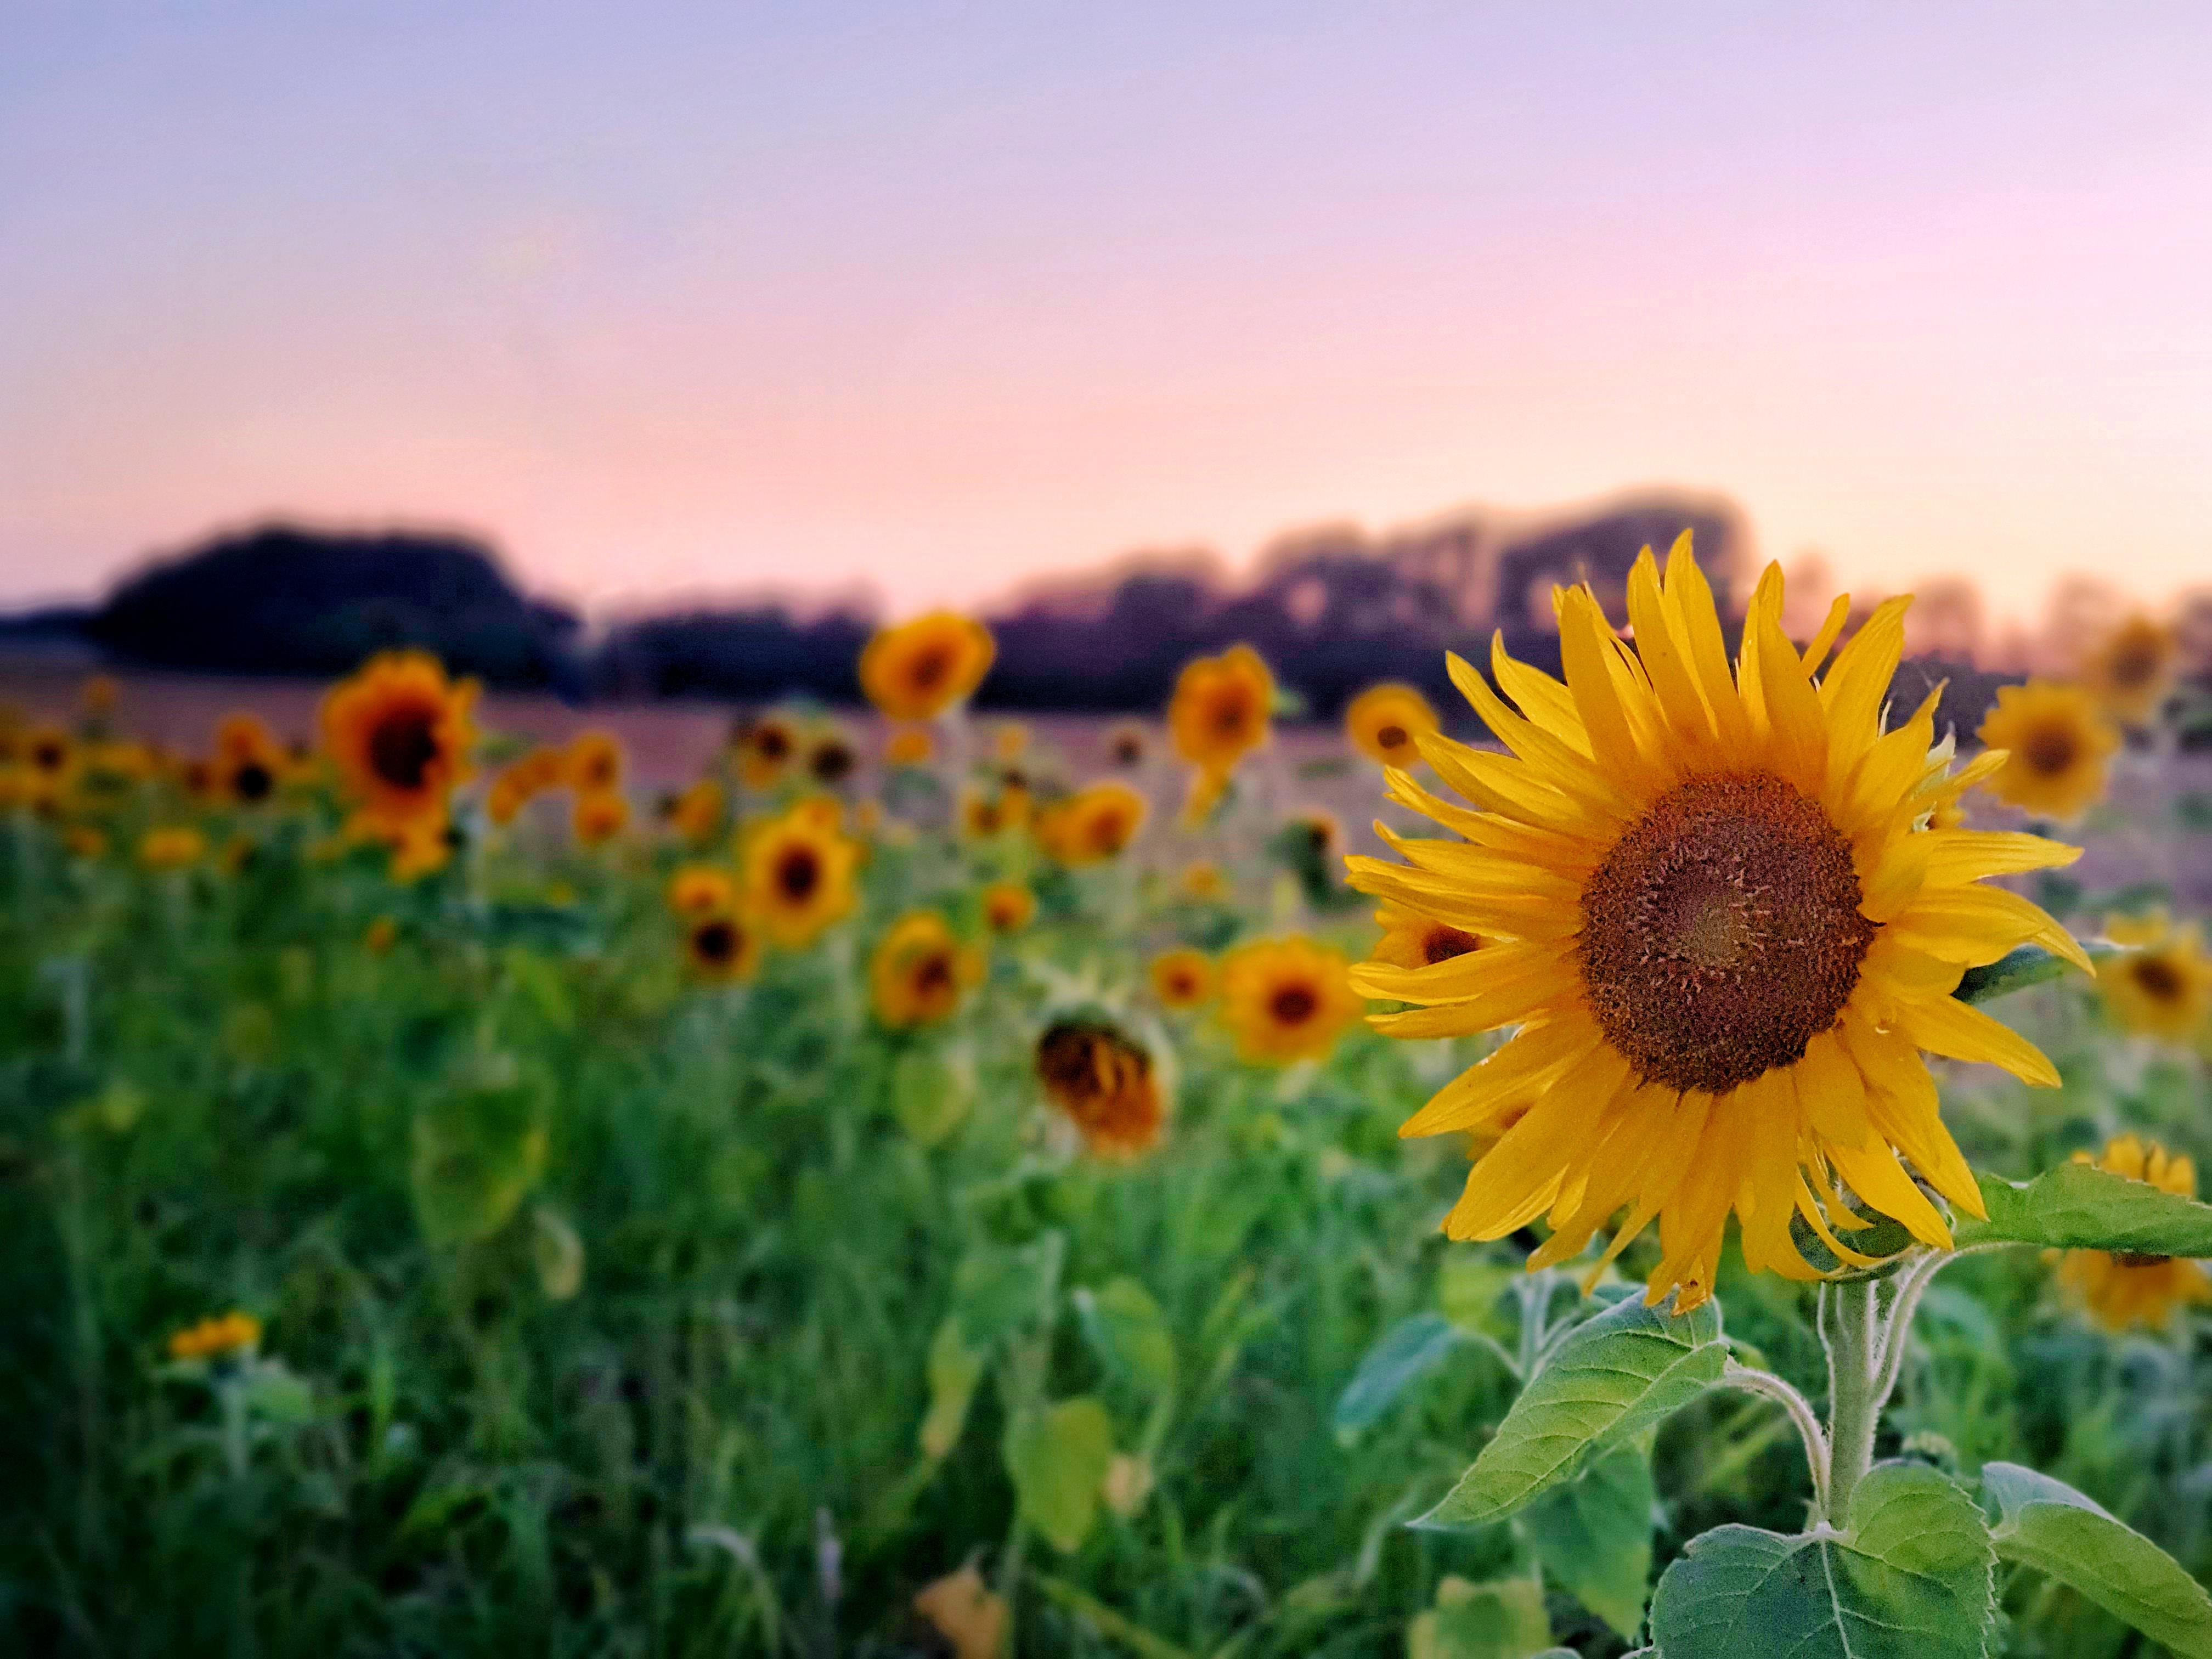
[1398,1018,1602,1137]
[1892,995,2062,1087]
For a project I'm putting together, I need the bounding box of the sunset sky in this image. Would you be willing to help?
[4,5,2209,624]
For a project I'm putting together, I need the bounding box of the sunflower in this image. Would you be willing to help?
[566,730,624,795]
[1150,948,1215,1010]
[24,724,77,798]
[1369,901,1483,970]
[1169,645,1273,775]
[2100,915,2211,1041]
[320,652,478,832]
[168,1311,262,1362]
[386,816,456,882]
[484,768,532,827]
[138,825,206,870]
[571,789,628,845]
[685,909,763,984]
[2083,614,2180,726]
[1974,680,2118,822]
[2056,1135,2212,1331]
[1181,861,1227,901]
[669,777,726,843]
[743,805,861,946]
[1220,936,1362,1064]
[1105,720,1149,769]
[1346,683,1441,768]
[884,725,936,767]
[212,713,286,808]
[870,911,981,1028]
[667,865,737,917]
[992,720,1030,762]
[962,786,1031,839]
[64,824,108,861]
[737,713,798,789]
[1041,781,1148,865]
[859,613,995,721]
[804,724,859,787]
[1036,1019,1165,1156]
[1346,537,2089,1310]
[983,881,1036,934]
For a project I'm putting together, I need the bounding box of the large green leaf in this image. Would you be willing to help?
[1073,1278,1178,1394]
[1407,1577,1553,1659]
[1982,1462,2212,1656]
[1418,1294,1724,1531]
[1648,1460,1995,1658]
[1520,1440,1656,1641]
[1956,1163,2212,1256]
[951,1233,1065,1350]
[919,1316,983,1460]
[1003,1395,1114,1554]
[1332,1312,1468,1440]
[891,1047,970,1147]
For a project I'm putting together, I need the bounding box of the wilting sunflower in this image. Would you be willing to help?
[1220,936,1362,1064]
[870,911,981,1028]
[1041,781,1148,865]
[572,789,628,845]
[1974,680,2118,822]
[743,805,861,946]
[982,881,1036,934]
[321,652,478,833]
[1169,645,1273,776]
[168,1311,262,1362]
[1150,947,1215,1010]
[685,908,763,984]
[1036,1019,1166,1156]
[1346,683,1441,768]
[566,730,624,795]
[1347,537,2088,1309]
[138,825,206,870]
[2056,1135,2212,1331]
[669,777,726,843]
[2100,914,2211,1041]
[859,612,996,721]
[212,713,287,808]
[737,713,798,789]
[1369,901,1482,969]
[1105,720,1149,769]
[884,725,936,767]
[2083,614,2180,726]
[667,865,737,917]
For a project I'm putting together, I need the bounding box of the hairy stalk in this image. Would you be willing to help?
[1722,1361,1831,1517]
[1819,1277,1884,1524]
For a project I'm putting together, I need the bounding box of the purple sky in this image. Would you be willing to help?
[4,4,2210,622]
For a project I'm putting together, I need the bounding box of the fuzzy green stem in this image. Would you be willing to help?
[1819,1277,1883,1525]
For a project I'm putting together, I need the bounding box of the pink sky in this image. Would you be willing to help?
[4,7,2209,624]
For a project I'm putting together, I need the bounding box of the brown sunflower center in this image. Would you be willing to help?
[1422,924,1481,964]
[1269,983,1318,1026]
[2132,956,2183,1002]
[2111,642,2160,689]
[907,647,952,692]
[233,761,274,802]
[2023,722,2078,777]
[1113,736,1142,766]
[911,951,955,997]
[1375,723,1407,752]
[32,739,65,771]
[1087,812,1128,854]
[775,845,821,901]
[368,708,441,792]
[1579,772,1876,1095]
[693,919,737,964]
[810,742,854,783]
[1211,692,1250,737]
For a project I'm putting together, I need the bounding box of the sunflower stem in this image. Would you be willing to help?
[1819,1277,1885,1525]
[1721,1361,1830,1519]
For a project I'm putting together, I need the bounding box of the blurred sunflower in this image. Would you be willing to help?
[573,790,629,845]
[1345,683,1440,768]
[669,777,725,843]
[1150,948,1215,1010]
[859,613,995,721]
[137,826,206,870]
[992,720,1030,762]
[1036,1019,1165,1156]
[1975,681,2118,822]
[2082,614,2180,726]
[1105,720,1149,769]
[667,865,736,917]
[737,713,798,789]
[1042,781,1148,865]
[1366,901,1482,970]
[2100,914,2211,1041]
[685,909,762,984]
[168,1311,262,1362]
[1181,861,1226,901]
[743,806,860,946]
[212,713,286,808]
[484,766,532,827]
[566,730,624,795]
[804,724,859,787]
[1348,537,2087,1309]
[386,817,456,882]
[1219,936,1361,1064]
[982,881,1036,934]
[884,725,936,767]
[64,823,108,861]
[1169,645,1273,776]
[321,652,478,833]
[24,724,76,801]
[870,911,980,1028]
[2056,1135,2212,1331]
[962,786,1031,839]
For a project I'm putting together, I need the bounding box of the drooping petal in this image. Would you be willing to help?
[1891,995,2063,1087]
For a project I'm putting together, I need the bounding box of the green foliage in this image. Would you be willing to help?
[1982,1462,2212,1656]
[1519,1440,1656,1641]
[1004,1396,1115,1553]
[1958,1161,2212,1255]
[1333,1312,1471,1439]
[1406,1576,1553,1659]
[1073,1277,1177,1393]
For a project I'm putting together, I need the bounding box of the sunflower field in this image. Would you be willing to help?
[6,544,2212,1658]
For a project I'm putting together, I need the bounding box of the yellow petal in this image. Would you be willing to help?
[1892,995,2062,1087]
[1398,1018,1602,1137]
[1919,830,2083,884]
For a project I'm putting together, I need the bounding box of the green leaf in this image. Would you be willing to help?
[1520,1440,1656,1641]
[530,1206,584,1300]
[919,1316,983,1460]
[1407,1577,1553,1659]
[241,1358,315,1424]
[1954,944,2090,1004]
[951,1233,1065,1350]
[1982,1462,2212,1656]
[1956,1161,2212,1256]
[409,1060,549,1248]
[1003,1396,1114,1554]
[1073,1278,1177,1393]
[1419,1293,1724,1531]
[891,1047,970,1147]
[1331,1313,1468,1440]
[1649,1460,1995,1658]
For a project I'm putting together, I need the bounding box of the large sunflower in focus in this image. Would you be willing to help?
[1346,536,2089,1310]
[859,613,995,721]
[1974,681,2117,822]
[321,652,478,832]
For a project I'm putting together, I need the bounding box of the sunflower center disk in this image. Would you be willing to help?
[2133,957,2182,1001]
[776,848,820,901]
[2024,724,2078,776]
[1269,984,1317,1025]
[368,709,441,791]
[1579,773,1876,1096]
